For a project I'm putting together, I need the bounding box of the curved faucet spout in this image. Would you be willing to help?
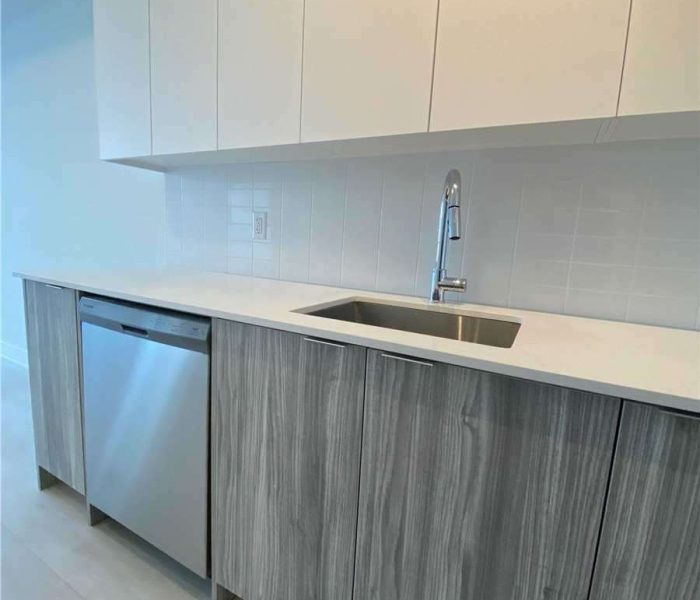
[430,169,467,302]
[444,169,461,239]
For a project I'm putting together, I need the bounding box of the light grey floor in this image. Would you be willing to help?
[1,360,210,600]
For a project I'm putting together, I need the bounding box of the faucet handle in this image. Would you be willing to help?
[438,277,467,293]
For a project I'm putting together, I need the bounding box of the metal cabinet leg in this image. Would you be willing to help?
[37,466,59,491]
[87,503,108,526]
[212,582,238,600]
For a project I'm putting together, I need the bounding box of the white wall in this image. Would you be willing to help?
[1,0,166,363]
[164,140,700,330]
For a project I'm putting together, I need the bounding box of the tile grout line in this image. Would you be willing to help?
[624,179,649,322]
[373,168,387,292]
[413,165,430,296]
[338,162,350,287]
[506,183,525,308]
[307,170,314,283]
[410,161,429,296]
[563,182,584,314]
[459,157,476,288]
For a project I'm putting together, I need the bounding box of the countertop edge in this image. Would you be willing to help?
[15,271,700,412]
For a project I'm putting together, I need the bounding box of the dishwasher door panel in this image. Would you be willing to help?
[82,321,209,577]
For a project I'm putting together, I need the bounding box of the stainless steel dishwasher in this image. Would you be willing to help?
[79,296,210,577]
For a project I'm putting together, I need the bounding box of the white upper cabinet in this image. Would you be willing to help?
[619,0,699,116]
[300,0,439,142]
[150,0,217,155]
[430,0,631,132]
[93,0,151,159]
[218,0,304,149]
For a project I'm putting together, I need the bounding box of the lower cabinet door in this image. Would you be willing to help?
[590,402,700,599]
[24,280,85,493]
[355,350,620,600]
[212,320,366,600]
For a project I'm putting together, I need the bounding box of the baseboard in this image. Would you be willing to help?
[1,341,28,368]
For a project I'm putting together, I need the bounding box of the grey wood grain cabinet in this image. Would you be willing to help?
[590,402,700,599]
[211,320,366,600]
[23,280,85,494]
[354,350,620,600]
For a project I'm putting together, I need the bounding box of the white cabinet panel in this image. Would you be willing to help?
[301,0,438,143]
[619,0,700,116]
[150,0,217,155]
[218,0,304,149]
[430,0,630,132]
[93,0,151,159]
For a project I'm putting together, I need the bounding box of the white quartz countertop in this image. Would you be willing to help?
[15,268,700,413]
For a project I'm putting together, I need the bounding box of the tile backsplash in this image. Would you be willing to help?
[165,139,700,330]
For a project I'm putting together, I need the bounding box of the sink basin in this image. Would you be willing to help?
[298,300,520,348]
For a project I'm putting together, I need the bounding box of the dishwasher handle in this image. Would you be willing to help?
[121,324,149,337]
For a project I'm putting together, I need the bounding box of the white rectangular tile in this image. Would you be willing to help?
[164,172,182,203]
[252,259,280,279]
[577,209,642,238]
[340,160,383,290]
[515,233,573,262]
[509,284,567,313]
[581,178,646,212]
[568,263,635,293]
[227,256,252,275]
[230,206,253,225]
[572,236,638,266]
[252,162,284,189]
[510,259,570,288]
[627,295,699,330]
[565,290,629,321]
[280,182,312,281]
[228,223,252,242]
[632,267,700,298]
[252,241,275,261]
[279,258,309,283]
[229,240,252,259]
[308,165,346,286]
[375,159,425,294]
[519,204,578,236]
[227,163,253,189]
[635,239,700,270]
[462,257,512,307]
[641,206,700,240]
[228,188,252,208]
[253,188,282,210]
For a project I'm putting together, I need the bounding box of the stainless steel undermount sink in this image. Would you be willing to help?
[297,300,521,348]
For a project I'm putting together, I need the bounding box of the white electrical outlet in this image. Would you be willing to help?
[253,211,268,241]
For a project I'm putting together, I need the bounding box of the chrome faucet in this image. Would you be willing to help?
[429,169,467,302]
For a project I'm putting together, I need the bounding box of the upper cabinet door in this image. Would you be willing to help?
[218,0,304,149]
[150,0,217,155]
[430,0,630,132]
[93,0,151,159]
[301,0,438,142]
[619,0,699,116]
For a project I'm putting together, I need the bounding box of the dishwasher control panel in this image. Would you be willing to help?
[79,296,211,352]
